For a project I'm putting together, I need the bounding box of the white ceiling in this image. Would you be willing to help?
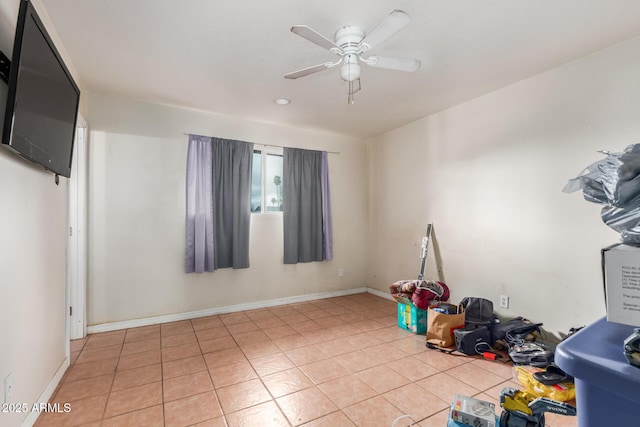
[39,0,640,138]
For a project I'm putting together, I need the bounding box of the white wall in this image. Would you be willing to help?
[0,151,67,427]
[0,1,81,425]
[86,92,369,325]
[368,36,640,335]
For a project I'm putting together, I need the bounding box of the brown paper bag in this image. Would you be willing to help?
[426,306,465,348]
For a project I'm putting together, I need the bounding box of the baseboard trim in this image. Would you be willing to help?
[88,287,370,334]
[21,358,70,427]
[365,287,394,301]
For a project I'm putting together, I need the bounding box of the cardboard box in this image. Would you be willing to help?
[396,297,427,334]
[447,412,499,427]
[450,394,496,427]
[602,243,640,327]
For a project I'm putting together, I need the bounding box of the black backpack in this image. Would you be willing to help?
[460,297,495,327]
[454,325,492,355]
[491,317,542,344]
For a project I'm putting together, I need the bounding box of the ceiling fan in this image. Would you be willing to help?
[284,10,421,104]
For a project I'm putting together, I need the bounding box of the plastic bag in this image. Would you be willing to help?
[513,366,576,402]
[564,144,640,245]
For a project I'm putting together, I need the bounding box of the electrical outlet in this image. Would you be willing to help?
[338,268,344,277]
[499,295,510,309]
[4,373,13,403]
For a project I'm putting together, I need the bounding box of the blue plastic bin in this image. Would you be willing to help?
[555,316,640,427]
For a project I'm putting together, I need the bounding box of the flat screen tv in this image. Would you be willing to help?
[2,0,80,178]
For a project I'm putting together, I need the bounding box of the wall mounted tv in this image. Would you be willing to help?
[1,0,81,178]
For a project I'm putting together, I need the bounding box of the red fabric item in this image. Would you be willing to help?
[411,280,450,310]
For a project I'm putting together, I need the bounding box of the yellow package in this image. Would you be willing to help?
[513,366,576,402]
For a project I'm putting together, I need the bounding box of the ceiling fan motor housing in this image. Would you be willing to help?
[335,26,365,50]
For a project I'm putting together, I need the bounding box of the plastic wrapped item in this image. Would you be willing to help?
[513,365,576,402]
[564,144,640,245]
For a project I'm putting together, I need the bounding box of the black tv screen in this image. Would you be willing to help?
[2,0,80,178]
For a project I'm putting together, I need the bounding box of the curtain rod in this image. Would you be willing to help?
[183,133,339,154]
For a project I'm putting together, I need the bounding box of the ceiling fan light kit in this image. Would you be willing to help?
[285,10,421,104]
[340,54,361,81]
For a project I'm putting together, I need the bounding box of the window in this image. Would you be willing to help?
[251,147,283,213]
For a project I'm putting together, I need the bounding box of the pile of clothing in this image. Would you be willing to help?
[389,279,450,310]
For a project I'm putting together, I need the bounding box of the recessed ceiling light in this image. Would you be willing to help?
[274,98,290,105]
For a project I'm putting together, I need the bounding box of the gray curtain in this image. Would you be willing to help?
[321,151,333,260]
[283,148,333,264]
[185,135,253,272]
[211,137,253,269]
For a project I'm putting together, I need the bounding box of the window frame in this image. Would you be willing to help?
[252,145,284,215]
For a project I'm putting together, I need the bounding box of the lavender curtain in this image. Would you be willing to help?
[185,135,214,273]
[283,148,333,264]
[185,135,253,272]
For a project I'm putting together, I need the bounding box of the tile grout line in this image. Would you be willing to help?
[160,325,166,427]
[97,331,123,423]
[190,317,226,426]
[225,311,296,426]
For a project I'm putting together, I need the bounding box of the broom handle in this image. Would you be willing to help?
[418,223,433,280]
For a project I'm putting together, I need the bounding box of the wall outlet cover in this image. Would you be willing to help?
[4,373,13,403]
[499,295,509,309]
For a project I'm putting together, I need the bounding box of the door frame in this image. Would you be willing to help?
[67,116,88,344]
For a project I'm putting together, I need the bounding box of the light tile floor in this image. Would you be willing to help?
[35,293,578,426]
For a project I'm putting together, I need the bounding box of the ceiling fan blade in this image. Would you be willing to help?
[366,56,421,72]
[291,25,339,51]
[360,10,410,52]
[284,63,333,79]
